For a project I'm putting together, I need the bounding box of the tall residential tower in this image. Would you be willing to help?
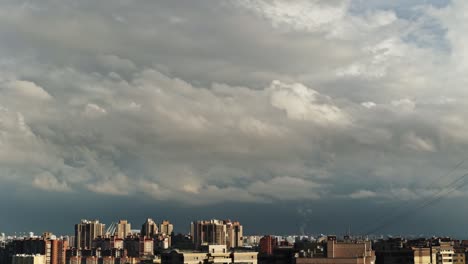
[116,220,132,239]
[141,218,158,238]
[74,219,105,249]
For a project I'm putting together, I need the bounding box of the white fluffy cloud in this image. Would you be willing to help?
[235,0,348,32]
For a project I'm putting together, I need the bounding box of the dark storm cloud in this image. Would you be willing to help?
[1,0,468,235]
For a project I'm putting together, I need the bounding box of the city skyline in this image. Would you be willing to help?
[3,208,468,239]
[5,222,468,264]
[3,0,468,237]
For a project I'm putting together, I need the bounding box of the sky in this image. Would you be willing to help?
[2,0,468,237]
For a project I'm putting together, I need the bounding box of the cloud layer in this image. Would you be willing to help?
[1,0,468,234]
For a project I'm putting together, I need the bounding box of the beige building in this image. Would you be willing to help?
[160,221,174,235]
[232,252,258,264]
[436,248,454,264]
[162,245,257,264]
[226,221,243,249]
[116,220,132,239]
[12,254,46,264]
[412,247,433,264]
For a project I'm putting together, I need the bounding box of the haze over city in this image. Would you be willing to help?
[2,0,468,238]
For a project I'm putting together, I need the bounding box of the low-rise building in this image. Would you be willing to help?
[296,237,375,264]
[162,245,257,264]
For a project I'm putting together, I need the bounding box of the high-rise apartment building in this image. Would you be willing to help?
[226,221,243,249]
[116,220,131,239]
[49,239,68,264]
[160,220,174,235]
[74,220,105,250]
[141,218,158,238]
[191,219,243,249]
[191,220,226,249]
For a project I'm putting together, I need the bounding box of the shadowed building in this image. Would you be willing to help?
[12,254,46,264]
[75,220,105,250]
[141,218,159,238]
[260,236,277,255]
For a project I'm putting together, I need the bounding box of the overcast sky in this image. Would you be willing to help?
[2,0,468,237]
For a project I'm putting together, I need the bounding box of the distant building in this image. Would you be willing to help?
[160,221,174,235]
[141,218,159,238]
[243,236,262,247]
[75,219,105,250]
[116,220,132,239]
